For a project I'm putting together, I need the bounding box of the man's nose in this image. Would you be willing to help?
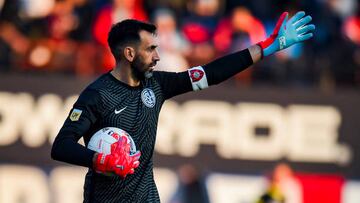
[153,50,160,62]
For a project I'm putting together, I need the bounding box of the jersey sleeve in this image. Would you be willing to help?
[203,48,253,85]
[153,48,253,99]
[51,88,102,168]
[152,71,193,100]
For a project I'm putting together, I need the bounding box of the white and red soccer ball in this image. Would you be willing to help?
[87,127,137,155]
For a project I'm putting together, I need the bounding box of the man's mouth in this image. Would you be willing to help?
[149,62,156,68]
[148,62,157,71]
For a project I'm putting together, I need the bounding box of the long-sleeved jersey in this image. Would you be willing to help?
[51,49,253,203]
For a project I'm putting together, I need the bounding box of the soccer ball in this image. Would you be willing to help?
[87,127,137,155]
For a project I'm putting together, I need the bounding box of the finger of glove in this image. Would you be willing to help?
[114,165,128,178]
[114,136,126,152]
[115,136,131,154]
[121,165,134,176]
[129,168,135,174]
[113,168,123,177]
[119,135,129,147]
[116,154,135,173]
[296,24,315,35]
[131,151,141,160]
[279,14,289,35]
[132,160,140,168]
[110,142,119,154]
[288,11,306,25]
[293,15,312,29]
[116,171,127,178]
[273,12,288,35]
[298,33,314,42]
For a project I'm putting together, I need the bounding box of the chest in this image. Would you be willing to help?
[98,87,163,151]
[103,88,160,125]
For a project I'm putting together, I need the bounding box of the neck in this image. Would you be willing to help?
[110,62,140,87]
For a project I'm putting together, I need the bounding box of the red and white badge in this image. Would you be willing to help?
[189,69,204,82]
[188,66,209,91]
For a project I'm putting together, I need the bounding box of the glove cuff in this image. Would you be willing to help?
[94,153,109,173]
[256,42,265,59]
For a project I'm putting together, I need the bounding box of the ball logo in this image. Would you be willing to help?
[190,69,204,82]
[141,88,156,108]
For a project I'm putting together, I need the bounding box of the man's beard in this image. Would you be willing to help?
[130,56,150,80]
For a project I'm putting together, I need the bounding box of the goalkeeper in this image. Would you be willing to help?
[51,11,315,203]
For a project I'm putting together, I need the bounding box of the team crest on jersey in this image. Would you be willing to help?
[189,69,204,82]
[188,66,209,91]
[141,88,156,108]
[69,108,82,121]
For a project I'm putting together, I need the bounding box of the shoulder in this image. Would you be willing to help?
[85,72,121,95]
[151,71,181,84]
[76,74,111,106]
[76,88,102,107]
[87,73,110,89]
[152,70,170,78]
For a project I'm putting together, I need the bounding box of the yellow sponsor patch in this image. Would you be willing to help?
[69,108,82,121]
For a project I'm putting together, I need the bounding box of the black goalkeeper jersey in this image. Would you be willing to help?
[51,49,253,203]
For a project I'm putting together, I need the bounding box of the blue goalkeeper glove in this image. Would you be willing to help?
[258,11,316,58]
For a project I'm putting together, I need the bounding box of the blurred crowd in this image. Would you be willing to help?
[0,0,359,89]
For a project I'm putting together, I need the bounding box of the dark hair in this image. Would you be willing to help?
[107,19,157,61]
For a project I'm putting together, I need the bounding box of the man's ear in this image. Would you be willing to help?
[124,47,135,62]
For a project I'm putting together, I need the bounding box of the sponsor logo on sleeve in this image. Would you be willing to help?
[69,108,82,121]
[188,66,209,91]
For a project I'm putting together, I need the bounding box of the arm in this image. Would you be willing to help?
[51,89,101,167]
[51,89,141,177]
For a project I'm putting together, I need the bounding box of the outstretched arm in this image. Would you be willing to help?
[51,89,100,168]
